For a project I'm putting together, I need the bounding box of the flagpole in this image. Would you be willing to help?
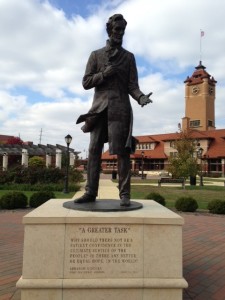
[200,29,204,62]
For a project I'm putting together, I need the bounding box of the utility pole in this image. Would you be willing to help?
[39,128,42,144]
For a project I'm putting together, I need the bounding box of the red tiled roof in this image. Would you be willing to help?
[102,129,225,160]
[135,135,157,143]
[204,129,225,158]
[136,133,177,143]
[161,130,212,141]
[184,61,217,86]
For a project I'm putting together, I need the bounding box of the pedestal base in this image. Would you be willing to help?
[17,199,188,300]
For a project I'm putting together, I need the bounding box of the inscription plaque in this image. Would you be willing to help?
[64,224,143,278]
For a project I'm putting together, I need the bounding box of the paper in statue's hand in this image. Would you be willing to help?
[103,65,117,78]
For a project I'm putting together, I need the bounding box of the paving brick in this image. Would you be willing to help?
[1,197,225,300]
[0,294,14,300]
[213,285,225,300]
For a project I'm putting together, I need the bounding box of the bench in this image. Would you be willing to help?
[131,171,147,179]
[158,177,185,188]
[140,174,147,179]
[133,174,147,179]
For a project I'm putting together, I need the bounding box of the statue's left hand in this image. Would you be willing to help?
[139,92,153,107]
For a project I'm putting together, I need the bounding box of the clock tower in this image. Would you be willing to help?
[182,61,217,131]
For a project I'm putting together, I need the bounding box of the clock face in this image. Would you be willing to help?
[192,85,200,94]
[209,86,214,95]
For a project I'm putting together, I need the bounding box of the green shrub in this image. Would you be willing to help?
[145,192,166,206]
[175,196,198,212]
[19,166,65,184]
[28,156,45,168]
[207,199,225,214]
[70,168,84,182]
[29,191,56,208]
[0,192,27,209]
[0,165,84,185]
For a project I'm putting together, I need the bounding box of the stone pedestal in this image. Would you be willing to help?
[17,199,188,300]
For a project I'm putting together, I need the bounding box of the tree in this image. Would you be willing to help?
[167,130,200,182]
[6,136,24,145]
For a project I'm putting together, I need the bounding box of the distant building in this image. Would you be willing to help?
[0,140,79,170]
[101,62,225,177]
[0,134,14,143]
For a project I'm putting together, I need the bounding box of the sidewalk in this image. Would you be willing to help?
[1,179,225,300]
[73,178,120,200]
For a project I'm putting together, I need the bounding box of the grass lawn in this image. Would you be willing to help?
[131,184,225,210]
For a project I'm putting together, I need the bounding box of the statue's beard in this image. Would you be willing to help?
[109,36,123,47]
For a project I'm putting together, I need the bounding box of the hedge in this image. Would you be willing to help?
[175,196,198,212]
[0,192,28,209]
[145,192,166,206]
[29,191,56,208]
[207,199,225,214]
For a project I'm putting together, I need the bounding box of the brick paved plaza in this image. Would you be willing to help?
[0,208,225,300]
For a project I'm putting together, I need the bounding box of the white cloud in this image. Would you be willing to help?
[1,92,92,150]
[0,91,27,122]
[0,0,104,95]
[0,0,225,153]
[120,0,224,69]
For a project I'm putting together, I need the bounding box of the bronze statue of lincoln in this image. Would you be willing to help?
[75,14,152,206]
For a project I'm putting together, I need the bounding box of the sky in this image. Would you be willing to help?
[0,0,225,156]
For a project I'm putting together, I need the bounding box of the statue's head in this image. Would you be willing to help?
[106,14,127,45]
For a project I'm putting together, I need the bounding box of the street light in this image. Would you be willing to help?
[197,147,204,186]
[63,134,72,193]
[141,151,145,180]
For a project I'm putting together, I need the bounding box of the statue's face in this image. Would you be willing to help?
[110,21,126,45]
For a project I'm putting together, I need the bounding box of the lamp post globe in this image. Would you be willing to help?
[65,134,72,146]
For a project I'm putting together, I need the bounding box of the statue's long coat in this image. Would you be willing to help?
[77,41,144,155]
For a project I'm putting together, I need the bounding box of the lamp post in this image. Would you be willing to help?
[63,134,72,193]
[141,151,145,180]
[112,155,117,180]
[197,147,204,186]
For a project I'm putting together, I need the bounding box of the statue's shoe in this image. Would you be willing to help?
[120,197,130,207]
[74,194,96,204]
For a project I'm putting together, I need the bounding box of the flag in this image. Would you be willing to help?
[201,30,204,37]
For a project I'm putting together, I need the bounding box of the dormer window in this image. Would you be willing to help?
[208,120,213,127]
[190,120,200,128]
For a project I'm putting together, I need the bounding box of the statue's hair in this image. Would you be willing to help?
[106,14,127,36]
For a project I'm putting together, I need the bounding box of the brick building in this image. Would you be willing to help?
[101,62,225,176]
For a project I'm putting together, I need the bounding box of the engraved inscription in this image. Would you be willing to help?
[64,224,143,278]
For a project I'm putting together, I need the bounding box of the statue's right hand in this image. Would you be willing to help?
[103,65,117,78]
